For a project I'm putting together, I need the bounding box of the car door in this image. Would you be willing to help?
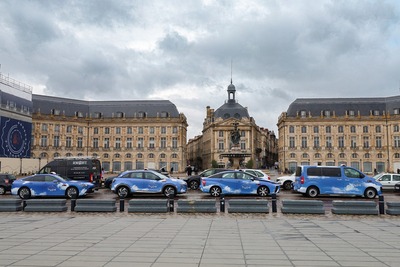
[235,172,257,194]
[343,168,364,195]
[128,172,145,193]
[218,172,237,194]
[143,172,163,193]
[393,175,400,189]
[43,175,65,196]
[28,175,46,196]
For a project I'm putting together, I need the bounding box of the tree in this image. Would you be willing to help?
[245,159,254,169]
[211,159,218,168]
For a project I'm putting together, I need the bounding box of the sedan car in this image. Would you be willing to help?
[276,173,295,190]
[0,173,16,195]
[11,174,95,199]
[183,168,229,190]
[200,170,280,197]
[373,173,400,190]
[240,169,271,180]
[104,168,170,188]
[111,170,187,198]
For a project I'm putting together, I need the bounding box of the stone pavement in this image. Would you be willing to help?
[0,213,400,267]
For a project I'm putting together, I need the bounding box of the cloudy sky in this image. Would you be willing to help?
[1,0,400,139]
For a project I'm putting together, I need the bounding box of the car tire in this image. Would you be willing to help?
[283,181,292,190]
[163,186,176,198]
[257,185,269,197]
[188,180,199,190]
[18,187,31,199]
[117,186,130,198]
[306,186,319,198]
[210,186,221,197]
[364,188,377,199]
[0,186,5,195]
[66,187,78,199]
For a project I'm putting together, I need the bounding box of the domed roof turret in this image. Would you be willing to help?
[214,80,249,120]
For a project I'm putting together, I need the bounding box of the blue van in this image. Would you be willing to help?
[293,165,382,199]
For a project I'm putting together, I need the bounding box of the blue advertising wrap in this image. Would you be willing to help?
[0,117,32,158]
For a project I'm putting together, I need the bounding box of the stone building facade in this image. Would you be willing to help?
[187,81,278,170]
[31,94,188,173]
[277,96,400,174]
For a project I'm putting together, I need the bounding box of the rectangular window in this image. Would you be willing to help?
[93,138,99,148]
[116,127,121,134]
[161,137,167,148]
[338,126,344,133]
[240,140,246,150]
[289,137,295,148]
[137,137,144,148]
[77,137,83,148]
[363,126,368,133]
[54,124,60,132]
[351,136,357,148]
[138,127,143,134]
[149,137,155,148]
[150,127,155,134]
[363,136,369,148]
[338,136,344,148]
[53,136,59,147]
[66,126,72,133]
[313,136,320,148]
[172,137,178,148]
[219,131,224,137]
[104,138,110,148]
[42,124,48,131]
[41,136,47,147]
[301,126,307,133]
[93,127,99,134]
[301,137,307,148]
[376,136,382,148]
[326,126,331,134]
[127,127,132,134]
[313,126,319,134]
[127,138,132,148]
[172,126,178,134]
[219,140,224,150]
[105,127,110,134]
[161,127,166,134]
[394,136,400,148]
[78,127,83,134]
[66,137,72,148]
[115,138,121,148]
[326,136,332,148]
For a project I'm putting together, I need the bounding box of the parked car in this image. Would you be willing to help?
[240,169,271,180]
[111,170,187,198]
[276,173,295,190]
[0,174,16,195]
[373,173,400,190]
[200,170,280,197]
[11,173,95,199]
[183,168,229,190]
[293,165,382,199]
[104,168,170,188]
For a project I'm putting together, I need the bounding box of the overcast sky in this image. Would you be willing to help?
[1,0,400,139]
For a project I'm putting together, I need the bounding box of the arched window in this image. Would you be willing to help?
[137,153,143,158]
[149,153,155,158]
[302,153,309,158]
[126,153,132,158]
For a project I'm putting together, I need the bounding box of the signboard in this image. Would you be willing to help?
[0,117,32,158]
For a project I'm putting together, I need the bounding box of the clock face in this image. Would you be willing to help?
[0,117,31,158]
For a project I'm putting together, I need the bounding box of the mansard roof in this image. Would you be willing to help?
[286,95,400,117]
[32,94,181,118]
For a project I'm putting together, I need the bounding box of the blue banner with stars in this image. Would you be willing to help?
[0,117,31,158]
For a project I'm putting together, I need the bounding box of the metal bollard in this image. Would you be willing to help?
[71,199,76,212]
[271,193,277,213]
[169,194,174,212]
[220,194,225,213]
[23,200,27,211]
[120,197,125,212]
[379,195,385,215]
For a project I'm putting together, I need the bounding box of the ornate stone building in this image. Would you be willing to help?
[31,95,188,173]
[277,96,400,174]
[187,81,278,170]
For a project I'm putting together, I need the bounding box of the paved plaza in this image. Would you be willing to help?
[0,213,399,267]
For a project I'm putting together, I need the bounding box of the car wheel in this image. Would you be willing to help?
[189,180,199,190]
[66,187,78,199]
[18,187,31,199]
[210,186,221,197]
[163,186,176,197]
[257,186,269,197]
[283,181,292,190]
[306,186,319,198]
[0,186,5,195]
[364,188,377,199]
[117,186,130,198]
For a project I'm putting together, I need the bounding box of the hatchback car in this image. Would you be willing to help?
[11,174,95,199]
[200,170,280,197]
[111,170,187,198]
[0,173,16,195]
[373,173,400,190]
[183,168,229,190]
